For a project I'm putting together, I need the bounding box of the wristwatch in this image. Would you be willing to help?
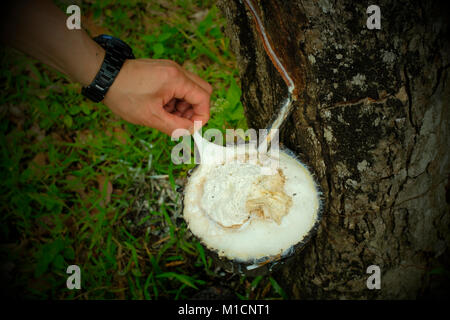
[82,34,135,103]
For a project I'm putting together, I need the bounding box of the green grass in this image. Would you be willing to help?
[0,0,286,300]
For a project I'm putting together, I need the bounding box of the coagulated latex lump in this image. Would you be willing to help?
[246,169,292,224]
[200,160,292,228]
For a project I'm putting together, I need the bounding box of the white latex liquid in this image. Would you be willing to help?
[183,0,320,263]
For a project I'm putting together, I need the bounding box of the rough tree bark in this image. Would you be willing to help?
[217,0,450,299]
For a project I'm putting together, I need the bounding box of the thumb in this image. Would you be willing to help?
[155,109,194,137]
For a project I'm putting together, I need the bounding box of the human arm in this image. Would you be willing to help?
[0,0,211,136]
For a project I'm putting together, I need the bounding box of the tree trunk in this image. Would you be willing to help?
[217,0,450,299]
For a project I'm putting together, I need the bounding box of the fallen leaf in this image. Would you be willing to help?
[63,215,78,235]
[97,175,113,207]
[113,189,123,196]
[50,132,64,143]
[190,9,209,22]
[9,105,25,118]
[261,281,272,298]
[165,260,185,267]
[46,83,65,93]
[156,0,173,9]
[152,236,171,247]
[76,129,93,144]
[8,105,26,129]
[66,175,85,196]
[29,152,47,177]
[25,64,41,84]
[90,207,101,218]
[35,215,54,237]
[104,130,112,138]
[35,89,49,100]
[113,127,128,145]
[182,60,196,73]
[106,210,115,220]
[28,123,46,142]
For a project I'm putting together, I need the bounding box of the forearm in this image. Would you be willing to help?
[0,0,211,136]
[0,0,104,86]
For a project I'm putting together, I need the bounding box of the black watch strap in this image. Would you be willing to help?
[82,35,135,103]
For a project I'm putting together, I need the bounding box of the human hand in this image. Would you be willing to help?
[103,59,212,136]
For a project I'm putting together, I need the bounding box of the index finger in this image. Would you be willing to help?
[173,76,210,126]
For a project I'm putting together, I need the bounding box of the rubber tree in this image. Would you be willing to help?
[217,0,450,299]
